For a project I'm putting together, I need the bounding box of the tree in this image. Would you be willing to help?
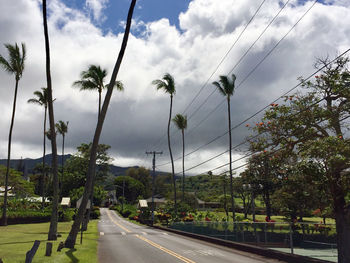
[0,42,26,226]
[212,74,236,222]
[73,65,124,117]
[125,167,151,198]
[55,120,69,189]
[172,114,187,202]
[64,0,136,248]
[250,57,350,262]
[28,87,49,208]
[42,0,59,241]
[0,165,34,197]
[152,73,177,213]
[114,176,145,203]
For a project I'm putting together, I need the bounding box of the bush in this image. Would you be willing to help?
[59,208,75,222]
[4,210,51,224]
[91,208,101,219]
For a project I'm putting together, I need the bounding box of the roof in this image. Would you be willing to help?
[61,197,71,207]
[25,196,50,203]
[145,197,166,203]
[0,186,15,197]
[138,199,148,208]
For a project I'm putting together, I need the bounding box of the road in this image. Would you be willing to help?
[98,208,284,263]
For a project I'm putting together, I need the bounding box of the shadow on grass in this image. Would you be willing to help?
[0,239,47,245]
[65,248,79,263]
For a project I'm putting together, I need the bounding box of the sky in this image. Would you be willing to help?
[0,0,349,176]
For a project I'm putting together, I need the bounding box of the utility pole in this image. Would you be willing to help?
[146,151,162,226]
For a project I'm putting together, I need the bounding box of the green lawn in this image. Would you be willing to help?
[0,220,98,263]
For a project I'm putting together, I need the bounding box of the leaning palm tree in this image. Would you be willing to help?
[0,43,26,226]
[73,65,123,229]
[172,114,187,202]
[55,120,68,192]
[65,0,136,248]
[152,73,177,213]
[42,0,60,241]
[212,74,236,222]
[73,65,124,117]
[28,87,49,208]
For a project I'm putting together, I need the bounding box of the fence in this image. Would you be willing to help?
[169,221,337,262]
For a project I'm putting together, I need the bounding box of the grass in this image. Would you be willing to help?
[0,220,98,263]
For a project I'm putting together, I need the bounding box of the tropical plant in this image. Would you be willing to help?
[0,42,26,226]
[64,0,136,248]
[28,87,49,208]
[55,120,69,191]
[172,114,187,202]
[42,0,59,240]
[73,65,124,117]
[212,74,236,222]
[152,73,177,213]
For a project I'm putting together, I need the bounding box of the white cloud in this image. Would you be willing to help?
[85,0,109,22]
[0,0,349,175]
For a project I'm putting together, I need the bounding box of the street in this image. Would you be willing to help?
[98,208,284,263]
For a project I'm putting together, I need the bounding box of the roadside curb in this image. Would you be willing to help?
[151,225,332,263]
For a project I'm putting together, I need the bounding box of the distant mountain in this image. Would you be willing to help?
[0,154,170,177]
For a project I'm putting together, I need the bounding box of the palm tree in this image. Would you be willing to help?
[56,120,69,192]
[28,87,49,208]
[152,73,177,213]
[42,0,59,241]
[172,114,187,202]
[0,43,26,226]
[65,0,136,248]
[73,65,123,230]
[212,74,236,222]
[73,65,124,117]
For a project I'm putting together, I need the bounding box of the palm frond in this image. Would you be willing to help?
[172,113,187,130]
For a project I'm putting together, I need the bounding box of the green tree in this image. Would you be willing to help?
[251,57,350,262]
[55,120,69,188]
[64,0,136,248]
[152,73,177,212]
[212,74,236,222]
[114,176,145,203]
[73,65,124,117]
[0,165,34,197]
[125,167,151,198]
[172,114,188,202]
[0,42,26,226]
[28,87,49,208]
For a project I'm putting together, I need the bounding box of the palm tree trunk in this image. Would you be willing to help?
[0,78,19,226]
[42,106,47,209]
[60,134,65,194]
[182,129,185,202]
[98,90,101,119]
[227,97,235,222]
[168,94,177,213]
[42,0,59,241]
[64,0,136,248]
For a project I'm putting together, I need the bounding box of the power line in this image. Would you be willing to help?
[156,48,350,168]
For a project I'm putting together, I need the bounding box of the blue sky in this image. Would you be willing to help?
[62,0,190,34]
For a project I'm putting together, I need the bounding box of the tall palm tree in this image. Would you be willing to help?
[55,120,69,192]
[73,65,124,117]
[212,74,236,222]
[65,0,136,248]
[28,87,49,208]
[172,113,187,202]
[42,0,59,241]
[73,65,123,229]
[152,73,177,213]
[0,43,26,226]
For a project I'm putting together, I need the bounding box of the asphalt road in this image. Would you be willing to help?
[98,208,285,263]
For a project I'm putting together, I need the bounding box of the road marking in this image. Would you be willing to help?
[121,232,126,236]
[106,210,196,263]
[136,234,196,263]
[142,232,148,235]
[163,232,169,235]
[100,232,104,236]
[106,209,131,233]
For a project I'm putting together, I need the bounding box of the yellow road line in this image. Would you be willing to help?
[106,209,131,233]
[136,234,196,263]
[105,209,196,263]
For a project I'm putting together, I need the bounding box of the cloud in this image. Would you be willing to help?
[85,0,109,22]
[0,0,349,176]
